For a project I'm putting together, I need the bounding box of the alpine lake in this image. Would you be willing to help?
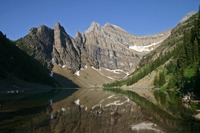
[0,87,200,133]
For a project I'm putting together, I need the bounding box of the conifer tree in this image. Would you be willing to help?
[154,75,159,87]
[159,71,166,86]
[193,37,199,61]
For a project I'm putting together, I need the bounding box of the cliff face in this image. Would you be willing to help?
[16,22,170,83]
[81,22,170,71]
[53,22,81,73]
[16,25,54,70]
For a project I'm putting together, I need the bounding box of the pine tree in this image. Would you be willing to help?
[196,5,200,42]
[184,31,193,63]
[159,71,166,86]
[154,75,159,87]
[193,37,199,61]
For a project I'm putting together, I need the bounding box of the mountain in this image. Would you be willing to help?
[139,11,198,67]
[82,22,170,71]
[16,21,170,87]
[105,11,200,96]
[16,25,54,70]
[0,32,55,87]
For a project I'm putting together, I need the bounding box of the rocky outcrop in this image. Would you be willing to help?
[53,22,81,73]
[17,22,171,76]
[81,22,170,71]
[16,25,54,70]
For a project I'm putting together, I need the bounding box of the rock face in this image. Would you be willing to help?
[80,22,170,71]
[53,22,81,73]
[16,25,54,70]
[17,22,171,74]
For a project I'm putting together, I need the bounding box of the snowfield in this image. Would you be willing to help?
[129,41,163,52]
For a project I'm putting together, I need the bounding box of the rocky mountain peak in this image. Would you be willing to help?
[54,22,68,53]
[104,23,127,33]
[91,21,101,28]
[55,22,61,28]
[53,22,81,72]
[85,21,101,33]
[18,21,171,86]
[54,22,67,34]
[75,31,83,44]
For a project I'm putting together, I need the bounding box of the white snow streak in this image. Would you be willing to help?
[107,95,115,99]
[131,122,163,132]
[105,97,130,107]
[105,68,127,75]
[91,66,100,71]
[129,41,162,52]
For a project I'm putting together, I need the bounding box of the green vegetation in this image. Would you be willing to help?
[0,32,55,86]
[109,88,193,117]
[104,48,175,87]
[169,7,200,94]
[154,71,166,87]
[104,88,195,130]
[104,6,200,97]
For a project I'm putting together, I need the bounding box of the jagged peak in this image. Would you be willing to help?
[76,31,82,37]
[90,21,101,28]
[28,25,52,35]
[38,25,52,32]
[55,22,61,27]
[104,22,127,32]
[85,21,101,33]
[54,22,68,36]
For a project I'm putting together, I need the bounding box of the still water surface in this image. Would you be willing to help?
[0,88,199,133]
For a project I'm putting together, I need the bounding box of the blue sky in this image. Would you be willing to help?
[0,0,199,40]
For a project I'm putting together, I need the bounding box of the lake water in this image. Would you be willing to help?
[0,88,200,133]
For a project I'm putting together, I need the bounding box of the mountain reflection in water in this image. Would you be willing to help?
[0,88,200,133]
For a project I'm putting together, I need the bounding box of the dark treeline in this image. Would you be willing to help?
[0,32,55,86]
[175,6,200,94]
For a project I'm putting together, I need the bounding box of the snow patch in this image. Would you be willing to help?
[92,103,102,109]
[107,95,115,99]
[91,66,115,80]
[51,58,54,64]
[91,66,100,71]
[74,99,80,105]
[129,41,163,52]
[100,99,105,103]
[62,65,66,68]
[99,71,114,80]
[107,76,115,80]
[61,107,65,111]
[75,71,80,76]
[50,71,53,77]
[105,68,127,75]
[131,122,163,132]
